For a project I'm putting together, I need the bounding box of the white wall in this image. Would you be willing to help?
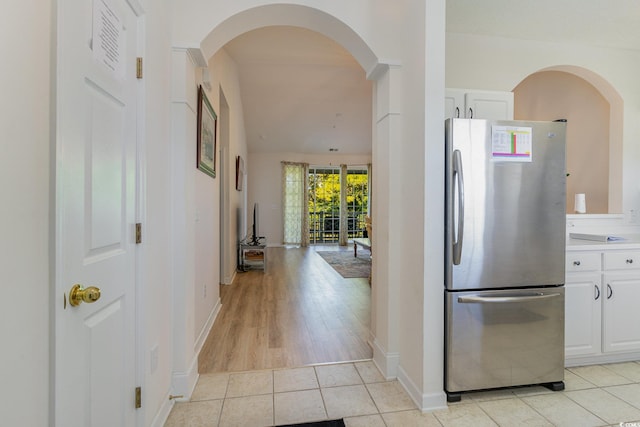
[247,152,371,246]
[141,1,175,424]
[193,78,220,345]
[2,1,449,422]
[0,1,51,424]
[514,71,611,214]
[193,48,250,339]
[422,0,446,409]
[169,48,201,406]
[167,41,250,414]
[210,48,249,284]
[169,0,445,410]
[446,32,640,218]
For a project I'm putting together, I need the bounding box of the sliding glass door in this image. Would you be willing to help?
[346,169,369,239]
[308,166,368,244]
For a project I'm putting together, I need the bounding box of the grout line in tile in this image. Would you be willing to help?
[181,362,640,427]
[562,389,620,426]
[314,366,330,419]
[476,399,503,427]
[363,381,382,415]
[518,393,561,426]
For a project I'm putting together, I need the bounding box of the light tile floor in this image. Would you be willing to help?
[164,360,640,427]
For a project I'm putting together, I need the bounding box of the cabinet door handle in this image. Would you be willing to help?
[594,284,600,300]
[573,260,581,266]
[626,258,634,264]
[607,284,613,299]
[455,107,460,118]
[468,107,473,118]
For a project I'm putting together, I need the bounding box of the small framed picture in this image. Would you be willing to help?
[236,155,244,191]
[197,85,217,178]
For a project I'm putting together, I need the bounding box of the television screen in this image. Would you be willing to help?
[250,202,260,244]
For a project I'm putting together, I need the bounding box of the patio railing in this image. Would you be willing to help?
[309,211,367,243]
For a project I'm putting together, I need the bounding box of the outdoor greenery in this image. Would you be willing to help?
[308,168,369,243]
[307,169,368,214]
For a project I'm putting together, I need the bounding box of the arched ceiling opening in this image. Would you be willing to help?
[221,26,373,154]
[201,4,378,74]
[196,5,384,155]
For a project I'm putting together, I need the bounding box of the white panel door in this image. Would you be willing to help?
[55,1,139,426]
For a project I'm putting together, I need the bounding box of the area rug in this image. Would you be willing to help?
[277,419,345,427]
[316,250,371,278]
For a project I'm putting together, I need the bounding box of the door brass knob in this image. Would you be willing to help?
[69,284,101,306]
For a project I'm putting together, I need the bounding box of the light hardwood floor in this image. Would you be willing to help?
[198,245,372,373]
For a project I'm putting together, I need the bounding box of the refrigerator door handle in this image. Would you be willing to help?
[458,293,562,304]
[452,149,464,265]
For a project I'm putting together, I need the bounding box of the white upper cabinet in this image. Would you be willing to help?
[445,89,466,120]
[446,88,514,120]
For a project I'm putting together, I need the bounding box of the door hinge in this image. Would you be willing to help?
[135,386,142,409]
[135,223,142,244]
[136,57,143,79]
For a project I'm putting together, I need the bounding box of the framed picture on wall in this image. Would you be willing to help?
[197,85,217,178]
[236,155,244,191]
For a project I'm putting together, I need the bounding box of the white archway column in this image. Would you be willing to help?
[169,46,207,399]
[368,62,402,379]
[422,0,447,409]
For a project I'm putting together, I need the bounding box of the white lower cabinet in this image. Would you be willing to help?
[565,248,640,364]
[565,271,601,357]
[602,271,640,353]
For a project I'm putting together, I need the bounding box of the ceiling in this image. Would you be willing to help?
[222,3,640,155]
[223,26,373,155]
[447,0,640,51]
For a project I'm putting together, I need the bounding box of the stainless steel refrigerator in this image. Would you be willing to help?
[444,118,566,402]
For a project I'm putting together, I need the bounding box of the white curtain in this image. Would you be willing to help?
[282,162,309,246]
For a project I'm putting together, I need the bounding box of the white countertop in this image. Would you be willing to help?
[567,233,640,251]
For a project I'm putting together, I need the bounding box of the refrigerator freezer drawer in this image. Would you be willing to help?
[445,287,564,393]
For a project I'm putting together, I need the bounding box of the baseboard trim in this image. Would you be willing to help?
[397,366,448,412]
[170,298,221,402]
[396,365,421,409]
[371,338,399,380]
[222,269,236,285]
[565,351,640,367]
[149,391,174,427]
[171,355,199,402]
[194,297,221,356]
[420,390,449,412]
[164,300,221,424]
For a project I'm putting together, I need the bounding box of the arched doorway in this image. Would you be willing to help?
[169,2,406,400]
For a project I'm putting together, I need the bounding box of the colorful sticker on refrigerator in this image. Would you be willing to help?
[491,126,533,162]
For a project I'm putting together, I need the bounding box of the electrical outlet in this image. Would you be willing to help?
[629,209,639,224]
[203,283,207,298]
